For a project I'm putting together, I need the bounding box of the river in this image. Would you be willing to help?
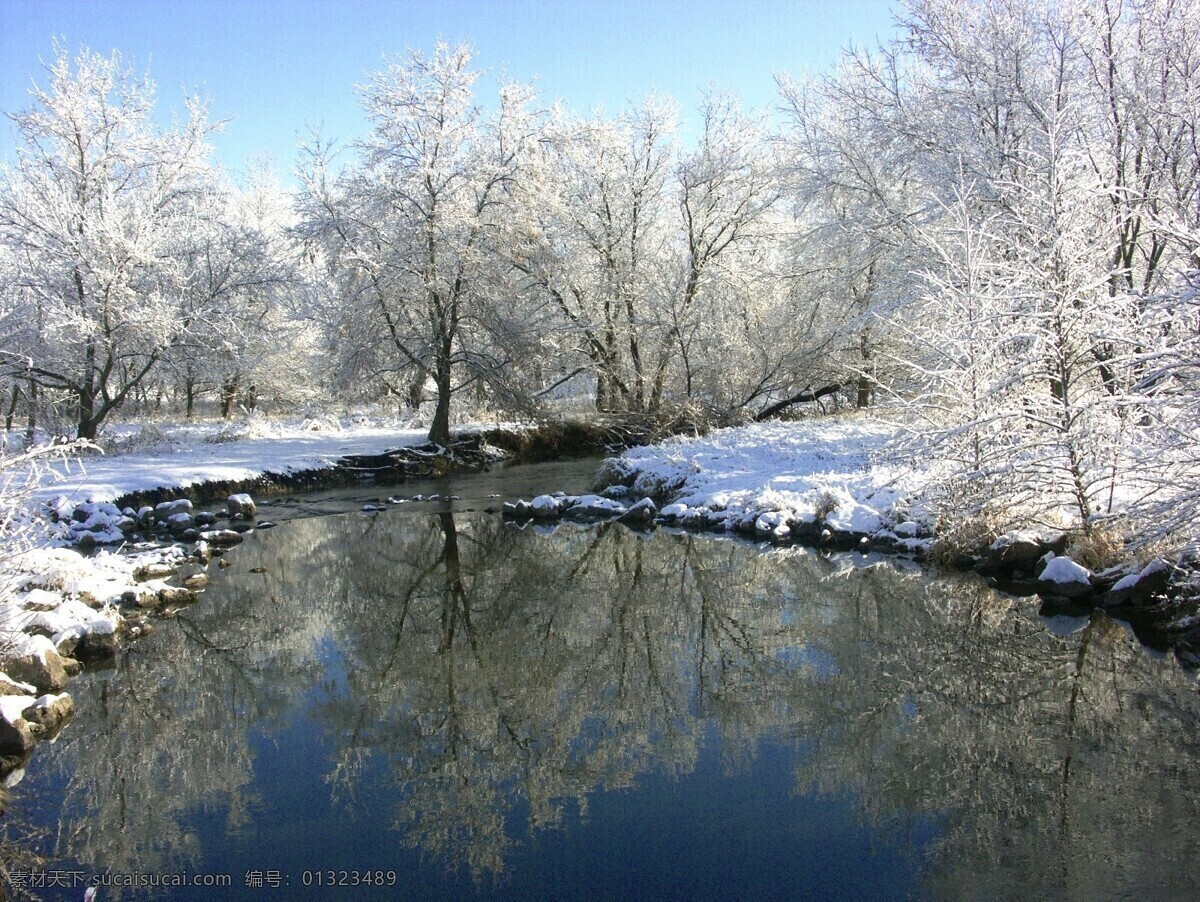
[7,460,1200,899]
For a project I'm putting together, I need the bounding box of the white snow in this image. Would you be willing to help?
[600,417,926,540]
[1039,556,1092,586]
[1111,571,1141,593]
[0,695,35,724]
[20,416,431,505]
[27,598,119,645]
[0,674,36,695]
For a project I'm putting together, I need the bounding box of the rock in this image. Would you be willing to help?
[660,503,689,521]
[73,631,118,662]
[195,511,218,527]
[502,500,535,519]
[227,494,257,519]
[790,519,822,544]
[754,511,788,536]
[183,574,209,590]
[1102,560,1172,607]
[1131,560,1172,605]
[134,561,178,581]
[0,716,33,756]
[5,645,73,693]
[0,675,35,697]
[166,512,195,535]
[619,497,658,526]
[157,586,198,606]
[1035,555,1094,600]
[154,499,193,522]
[564,494,627,520]
[22,693,74,740]
[199,529,244,547]
[531,494,563,519]
[122,585,163,608]
[985,532,1050,573]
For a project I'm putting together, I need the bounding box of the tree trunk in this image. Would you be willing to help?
[77,341,99,440]
[428,359,453,447]
[221,375,240,419]
[24,382,37,444]
[407,375,424,410]
[77,386,99,441]
[4,383,20,433]
[755,384,841,422]
[856,329,873,409]
[856,375,871,409]
[185,377,197,420]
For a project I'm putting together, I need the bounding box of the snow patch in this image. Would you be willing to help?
[1040,556,1092,586]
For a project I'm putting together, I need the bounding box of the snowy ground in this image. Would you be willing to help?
[596,416,930,541]
[14,414,432,505]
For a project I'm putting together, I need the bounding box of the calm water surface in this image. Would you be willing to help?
[8,461,1200,899]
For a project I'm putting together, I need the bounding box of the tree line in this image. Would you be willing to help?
[2,0,1198,544]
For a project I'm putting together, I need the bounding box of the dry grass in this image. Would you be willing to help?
[1065,524,1128,571]
[813,490,839,522]
[927,507,1009,568]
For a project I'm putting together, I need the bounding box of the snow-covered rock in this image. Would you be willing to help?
[227,493,257,520]
[619,497,657,525]
[530,494,562,518]
[4,636,75,693]
[155,499,193,521]
[564,494,627,519]
[198,529,243,547]
[1036,555,1094,599]
[1101,559,1172,607]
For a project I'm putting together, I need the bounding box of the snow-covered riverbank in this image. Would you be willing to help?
[596,417,924,539]
[19,415,431,505]
[504,416,933,550]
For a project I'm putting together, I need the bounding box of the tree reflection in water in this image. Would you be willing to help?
[19,511,1200,896]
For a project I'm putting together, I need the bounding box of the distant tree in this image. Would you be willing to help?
[164,165,297,419]
[509,98,677,415]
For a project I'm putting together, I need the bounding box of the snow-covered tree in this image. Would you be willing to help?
[163,164,298,418]
[296,43,541,445]
[0,45,220,440]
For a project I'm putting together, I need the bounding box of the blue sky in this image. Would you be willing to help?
[1,0,900,180]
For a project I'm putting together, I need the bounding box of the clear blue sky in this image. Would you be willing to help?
[1,0,901,180]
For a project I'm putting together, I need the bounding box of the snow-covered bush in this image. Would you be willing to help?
[299,414,343,433]
[0,443,83,649]
[99,424,172,456]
